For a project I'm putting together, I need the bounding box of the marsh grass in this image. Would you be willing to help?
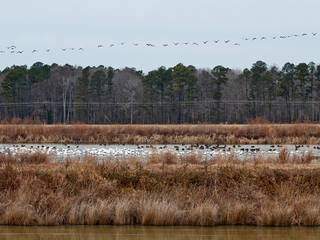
[1,152,320,226]
[0,124,320,144]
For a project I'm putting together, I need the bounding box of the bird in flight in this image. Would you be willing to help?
[203,41,208,44]
[261,37,266,40]
[162,44,169,47]
[183,42,189,45]
[273,36,277,39]
[109,44,115,47]
[214,40,219,43]
[97,45,103,48]
[312,32,318,36]
[302,33,308,36]
[70,48,75,50]
[32,50,37,53]
[78,48,84,50]
[173,42,179,46]
[234,43,240,46]
[146,43,155,47]
[17,51,23,54]
[252,37,257,40]
[244,38,249,41]
[133,43,139,46]
[62,48,67,51]
[46,49,50,52]
[192,42,199,45]
[224,40,230,43]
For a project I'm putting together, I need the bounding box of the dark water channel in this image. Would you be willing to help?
[1,226,320,240]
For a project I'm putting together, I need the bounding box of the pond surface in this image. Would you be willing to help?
[0,226,320,240]
[0,144,318,161]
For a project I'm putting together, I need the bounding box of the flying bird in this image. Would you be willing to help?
[17,51,23,54]
[234,43,240,46]
[273,36,277,39]
[192,42,199,45]
[32,50,37,53]
[146,43,155,47]
[252,38,257,40]
[109,44,115,47]
[70,48,75,50]
[78,48,84,50]
[224,40,230,43]
[173,42,179,46]
[97,45,103,48]
[312,32,318,36]
[203,41,208,44]
[244,38,249,41]
[302,33,308,36]
[46,49,50,52]
[261,37,266,40]
[214,40,219,43]
[61,48,67,51]
[162,44,169,47]
[183,42,189,45]
[133,43,139,46]
[120,42,125,45]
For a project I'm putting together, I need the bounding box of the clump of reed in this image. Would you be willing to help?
[0,124,320,144]
[1,152,320,226]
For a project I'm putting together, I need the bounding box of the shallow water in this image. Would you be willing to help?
[0,226,320,240]
[0,144,318,161]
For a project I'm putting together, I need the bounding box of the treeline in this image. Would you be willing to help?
[0,61,319,124]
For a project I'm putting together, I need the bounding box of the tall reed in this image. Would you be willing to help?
[1,152,320,226]
[0,124,320,144]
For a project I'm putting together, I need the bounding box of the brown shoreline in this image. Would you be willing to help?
[0,124,320,144]
[1,152,320,226]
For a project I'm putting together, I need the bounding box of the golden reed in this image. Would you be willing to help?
[1,152,320,226]
[0,124,320,144]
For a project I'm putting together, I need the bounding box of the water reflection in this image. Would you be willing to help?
[0,226,320,240]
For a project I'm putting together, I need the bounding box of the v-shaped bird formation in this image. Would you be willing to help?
[0,32,318,55]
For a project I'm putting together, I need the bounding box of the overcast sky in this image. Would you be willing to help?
[0,0,319,72]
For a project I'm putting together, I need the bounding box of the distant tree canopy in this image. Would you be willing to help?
[0,61,320,124]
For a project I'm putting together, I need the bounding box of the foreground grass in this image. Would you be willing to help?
[1,151,320,226]
[1,124,320,144]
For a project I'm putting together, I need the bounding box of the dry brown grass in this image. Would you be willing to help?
[0,124,320,144]
[1,152,320,226]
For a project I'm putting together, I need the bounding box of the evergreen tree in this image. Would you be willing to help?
[171,63,197,123]
[89,70,107,100]
[28,62,50,83]
[1,65,28,102]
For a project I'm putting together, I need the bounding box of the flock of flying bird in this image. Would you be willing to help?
[0,32,318,55]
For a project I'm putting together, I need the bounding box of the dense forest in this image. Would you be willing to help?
[0,61,319,124]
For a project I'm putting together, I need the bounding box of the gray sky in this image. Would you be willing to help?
[0,0,319,72]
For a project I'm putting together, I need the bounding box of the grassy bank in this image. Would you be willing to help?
[1,151,320,226]
[0,124,320,144]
